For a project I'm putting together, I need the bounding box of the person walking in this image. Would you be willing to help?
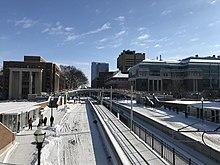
[28,118,33,130]
[43,117,47,126]
[50,116,54,127]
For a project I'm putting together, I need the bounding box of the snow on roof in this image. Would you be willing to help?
[142,58,165,63]
[142,58,181,65]
[166,100,220,110]
[0,101,39,114]
[113,71,128,78]
[189,59,220,63]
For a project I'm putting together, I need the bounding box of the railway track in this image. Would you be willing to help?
[91,100,166,165]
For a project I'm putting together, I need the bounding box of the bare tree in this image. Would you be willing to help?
[60,65,88,89]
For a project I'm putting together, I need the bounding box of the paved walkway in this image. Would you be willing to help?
[0,106,66,165]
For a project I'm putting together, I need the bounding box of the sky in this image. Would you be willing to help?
[1,0,220,85]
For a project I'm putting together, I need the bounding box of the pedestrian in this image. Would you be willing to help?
[185,109,188,118]
[28,118,33,130]
[43,117,47,126]
[50,116,54,127]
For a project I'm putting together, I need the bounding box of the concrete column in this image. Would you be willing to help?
[39,70,43,94]
[57,75,59,91]
[9,69,13,99]
[29,71,33,94]
[196,79,198,91]
[19,71,22,98]
[34,72,39,94]
[153,79,154,91]
[157,80,159,91]
[147,79,149,91]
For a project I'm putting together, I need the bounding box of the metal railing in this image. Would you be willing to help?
[120,114,197,165]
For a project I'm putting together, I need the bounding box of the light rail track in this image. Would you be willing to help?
[90,100,166,165]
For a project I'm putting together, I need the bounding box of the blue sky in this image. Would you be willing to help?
[1,0,220,85]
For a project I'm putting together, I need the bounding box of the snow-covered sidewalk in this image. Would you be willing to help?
[0,105,66,165]
[0,101,110,165]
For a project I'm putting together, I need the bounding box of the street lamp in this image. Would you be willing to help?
[34,128,46,165]
[50,96,54,117]
[130,85,133,131]
[201,97,204,124]
[110,86,112,112]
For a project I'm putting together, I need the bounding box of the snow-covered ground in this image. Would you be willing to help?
[41,102,110,165]
[118,100,220,152]
[0,101,110,165]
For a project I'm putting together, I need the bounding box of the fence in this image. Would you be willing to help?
[119,114,197,165]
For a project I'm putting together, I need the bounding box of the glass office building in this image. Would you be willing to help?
[129,55,220,97]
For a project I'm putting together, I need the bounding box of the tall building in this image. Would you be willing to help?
[117,50,145,73]
[2,56,66,99]
[129,55,220,97]
[91,62,109,88]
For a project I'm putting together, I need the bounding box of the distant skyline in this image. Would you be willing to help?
[1,0,220,85]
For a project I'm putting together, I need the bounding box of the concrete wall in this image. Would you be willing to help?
[0,122,15,154]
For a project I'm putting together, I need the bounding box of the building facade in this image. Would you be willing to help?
[129,55,220,97]
[0,70,3,98]
[105,71,129,89]
[117,50,145,73]
[2,56,66,99]
[91,62,109,88]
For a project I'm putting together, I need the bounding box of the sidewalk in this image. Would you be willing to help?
[0,106,67,165]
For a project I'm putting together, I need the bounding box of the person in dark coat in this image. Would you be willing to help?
[43,117,47,126]
[50,116,54,127]
[28,118,33,130]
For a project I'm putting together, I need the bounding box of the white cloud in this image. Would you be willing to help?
[112,43,121,48]
[208,20,220,27]
[86,22,111,35]
[42,22,111,43]
[161,10,172,16]
[137,34,149,40]
[154,44,161,48]
[14,17,37,28]
[190,38,199,42]
[208,0,218,5]
[114,16,125,22]
[96,46,105,49]
[42,22,73,37]
[65,34,78,41]
[42,28,50,33]
[115,30,126,38]
[158,37,169,42]
[137,27,146,31]
[99,38,107,43]
[65,27,73,31]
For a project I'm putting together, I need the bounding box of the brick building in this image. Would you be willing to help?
[117,50,145,73]
[2,56,66,99]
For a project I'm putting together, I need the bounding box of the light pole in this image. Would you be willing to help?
[130,85,133,131]
[201,97,204,124]
[110,86,112,112]
[50,96,54,117]
[34,127,46,165]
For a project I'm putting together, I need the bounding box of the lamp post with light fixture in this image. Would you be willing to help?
[201,97,204,124]
[34,128,46,165]
[130,85,133,131]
